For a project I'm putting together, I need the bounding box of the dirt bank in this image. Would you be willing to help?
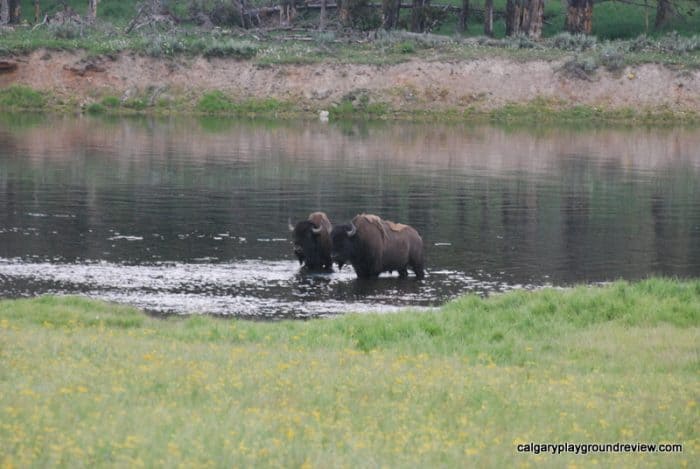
[2,50,699,114]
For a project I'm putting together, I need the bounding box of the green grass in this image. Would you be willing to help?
[2,84,697,123]
[100,95,120,108]
[0,278,698,466]
[85,102,105,114]
[1,83,697,123]
[329,92,390,119]
[196,91,290,115]
[0,85,45,110]
[481,97,699,124]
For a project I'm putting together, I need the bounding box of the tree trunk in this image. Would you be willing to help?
[457,0,469,33]
[644,0,649,32]
[411,0,430,32]
[396,1,401,28]
[382,0,399,29]
[280,0,294,25]
[522,0,543,38]
[506,0,543,38]
[319,0,326,30]
[484,0,493,36]
[34,0,41,23]
[339,0,350,25]
[565,0,594,34]
[505,0,521,36]
[654,0,674,29]
[0,0,9,25]
[87,0,99,20]
[7,0,19,23]
[239,0,249,28]
[411,0,421,32]
[532,0,543,38]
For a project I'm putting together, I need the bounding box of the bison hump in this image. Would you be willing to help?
[358,213,382,225]
[356,214,388,239]
[385,221,408,232]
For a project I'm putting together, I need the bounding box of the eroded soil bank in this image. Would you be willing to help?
[1,49,699,116]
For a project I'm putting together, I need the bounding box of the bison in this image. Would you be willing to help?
[289,212,333,271]
[331,214,425,279]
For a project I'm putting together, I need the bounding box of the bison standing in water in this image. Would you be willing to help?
[331,214,425,279]
[289,212,333,271]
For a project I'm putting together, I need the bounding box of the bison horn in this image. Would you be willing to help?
[311,225,322,234]
[346,221,357,237]
[288,218,295,232]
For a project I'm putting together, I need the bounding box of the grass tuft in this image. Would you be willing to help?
[197,90,235,113]
[85,102,105,114]
[196,90,287,115]
[100,95,120,108]
[0,85,46,110]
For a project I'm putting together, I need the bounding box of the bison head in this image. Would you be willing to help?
[330,221,357,270]
[291,220,325,266]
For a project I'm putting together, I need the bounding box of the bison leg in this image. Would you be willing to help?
[322,255,333,272]
[411,262,425,279]
[398,268,408,278]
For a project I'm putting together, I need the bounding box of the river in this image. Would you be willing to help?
[1,114,698,318]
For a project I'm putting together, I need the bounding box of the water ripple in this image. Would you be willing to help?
[0,258,531,319]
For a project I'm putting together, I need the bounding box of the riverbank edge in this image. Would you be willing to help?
[2,277,698,333]
[1,50,700,125]
[2,86,698,125]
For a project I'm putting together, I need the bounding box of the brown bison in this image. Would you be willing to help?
[289,212,333,271]
[331,214,425,279]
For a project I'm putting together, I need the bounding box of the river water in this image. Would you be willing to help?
[1,115,699,318]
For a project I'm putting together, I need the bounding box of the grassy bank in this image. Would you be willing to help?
[1,84,699,125]
[2,26,700,68]
[2,27,700,124]
[1,279,698,466]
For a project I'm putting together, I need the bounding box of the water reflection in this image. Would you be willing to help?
[0,115,699,317]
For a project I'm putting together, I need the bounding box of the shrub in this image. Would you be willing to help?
[657,32,700,53]
[144,33,188,58]
[559,55,598,80]
[599,44,626,72]
[502,34,540,50]
[203,39,258,59]
[550,32,597,51]
[627,34,654,52]
[122,98,147,110]
[48,22,84,40]
[375,30,452,50]
[397,41,416,54]
[86,103,105,114]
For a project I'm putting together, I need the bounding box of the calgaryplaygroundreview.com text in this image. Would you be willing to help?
[516,441,683,455]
